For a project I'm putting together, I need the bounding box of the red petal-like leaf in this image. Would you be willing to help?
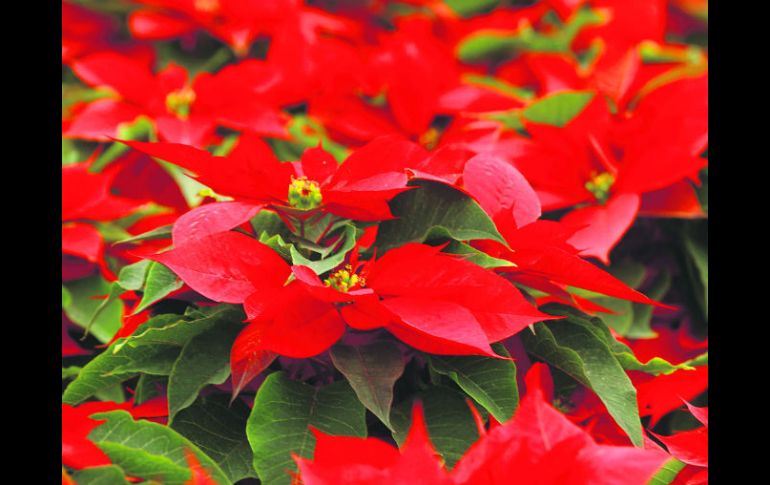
[62,223,103,263]
[230,324,278,399]
[463,154,541,234]
[150,232,291,304]
[383,297,499,357]
[561,193,641,264]
[172,201,264,246]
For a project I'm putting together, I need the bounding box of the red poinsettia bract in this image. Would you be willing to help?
[66,52,288,146]
[296,364,668,485]
[413,151,666,309]
[122,135,427,245]
[150,232,550,391]
[508,75,707,262]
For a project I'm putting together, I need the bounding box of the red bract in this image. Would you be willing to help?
[653,402,707,468]
[62,398,168,470]
[150,232,549,364]
[62,159,147,277]
[311,15,461,144]
[65,52,288,145]
[634,366,708,426]
[450,364,668,485]
[414,152,665,308]
[509,74,707,263]
[297,364,668,485]
[128,0,360,60]
[62,151,187,279]
[123,135,426,245]
[572,0,667,66]
[62,1,154,66]
[128,0,293,54]
[296,405,452,485]
[651,402,708,485]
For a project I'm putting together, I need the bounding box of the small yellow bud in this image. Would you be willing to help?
[585,171,615,204]
[324,265,365,292]
[287,176,323,210]
[165,87,196,120]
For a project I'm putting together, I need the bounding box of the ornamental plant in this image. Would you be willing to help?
[62,1,708,484]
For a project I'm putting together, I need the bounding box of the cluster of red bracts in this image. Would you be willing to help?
[62,0,708,484]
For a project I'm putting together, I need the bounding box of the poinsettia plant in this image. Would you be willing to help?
[62,1,708,484]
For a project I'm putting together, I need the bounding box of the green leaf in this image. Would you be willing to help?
[63,275,124,343]
[172,395,257,483]
[251,210,292,241]
[375,180,506,253]
[117,259,152,291]
[646,457,687,485]
[62,285,72,309]
[682,226,708,320]
[135,262,184,313]
[114,224,172,245]
[523,91,595,127]
[91,117,154,173]
[212,134,240,156]
[71,465,131,485]
[329,340,406,430]
[63,138,93,165]
[62,84,113,112]
[429,343,518,423]
[82,282,124,339]
[167,322,243,421]
[89,410,232,485]
[122,305,244,349]
[390,385,480,468]
[626,270,672,338]
[258,232,293,261]
[591,298,635,335]
[456,8,603,62]
[521,307,645,446]
[290,224,357,275]
[94,383,127,403]
[64,306,244,404]
[485,110,526,133]
[443,240,516,269]
[542,303,691,377]
[62,366,82,381]
[685,352,708,367]
[287,114,351,163]
[246,371,366,485]
[463,74,534,101]
[93,221,134,243]
[134,374,166,404]
[62,339,180,405]
[445,0,499,17]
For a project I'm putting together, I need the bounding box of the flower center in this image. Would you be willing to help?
[194,0,221,13]
[324,265,365,292]
[165,87,196,120]
[585,171,615,204]
[287,176,323,210]
[419,127,440,150]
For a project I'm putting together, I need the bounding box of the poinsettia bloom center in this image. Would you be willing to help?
[288,176,323,210]
[165,87,196,120]
[324,265,366,292]
[419,127,440,150]
[194,0,221,13]
[585,171,615,204]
